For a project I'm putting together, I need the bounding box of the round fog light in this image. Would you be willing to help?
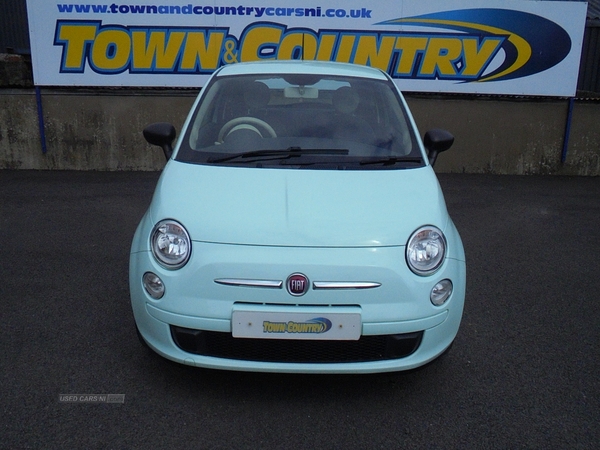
[143,272,165,299]
[430,279,453,306]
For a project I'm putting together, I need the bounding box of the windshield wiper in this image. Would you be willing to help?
[359,156,423,166]
[207,147,349,163]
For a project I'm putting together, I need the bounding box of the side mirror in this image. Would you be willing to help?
[143,122,176,161]
[423,129,454,166]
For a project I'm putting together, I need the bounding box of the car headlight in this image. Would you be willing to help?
[406,226,446,276]
[150,219,191,269]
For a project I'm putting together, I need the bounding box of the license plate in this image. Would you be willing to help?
[232,310,361,340]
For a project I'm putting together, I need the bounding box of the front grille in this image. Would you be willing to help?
[170,326,423,363]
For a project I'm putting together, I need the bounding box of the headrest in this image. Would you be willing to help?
[244,82,270,109]
[332,87,360,114]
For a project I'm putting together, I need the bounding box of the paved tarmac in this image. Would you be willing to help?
[1,170,599,449]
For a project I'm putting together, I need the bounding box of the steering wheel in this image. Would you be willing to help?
[217,117,277,143]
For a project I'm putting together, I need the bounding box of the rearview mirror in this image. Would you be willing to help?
[284,86,319,98]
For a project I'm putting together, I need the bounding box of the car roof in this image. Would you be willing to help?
[215,60,389,80]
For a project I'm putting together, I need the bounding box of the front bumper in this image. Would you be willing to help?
[130,233,465,374]
[133,307,461,373]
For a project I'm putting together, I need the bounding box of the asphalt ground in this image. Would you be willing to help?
[1,170,599,449]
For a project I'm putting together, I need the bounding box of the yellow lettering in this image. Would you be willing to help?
[180,31,225,71]
[335,35,355,63]
[394,37,428,75]
[461,37,502,77]
[316,34,337,61]
[420,37,463,77]
[240,26,283,61]
[91,29,130,71]
[57,24,97,70]
[263,321,286,332]
[353,35,396,70]
[131,31,185,70]
[55,22,505,81]
[279,32,317,60]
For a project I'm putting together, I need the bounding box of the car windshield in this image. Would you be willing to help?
[177,71,422,169]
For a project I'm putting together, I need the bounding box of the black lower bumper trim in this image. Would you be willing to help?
[170,326,423,363]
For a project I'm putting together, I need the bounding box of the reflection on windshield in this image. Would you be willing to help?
[179,72,420,168]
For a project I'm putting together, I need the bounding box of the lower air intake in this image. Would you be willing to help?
[170,326,423,363]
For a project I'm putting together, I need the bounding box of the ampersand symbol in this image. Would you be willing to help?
[223,39,239,64]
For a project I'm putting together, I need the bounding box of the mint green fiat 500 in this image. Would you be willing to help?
[130,60,465,373]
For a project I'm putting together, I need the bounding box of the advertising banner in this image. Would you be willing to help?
[26,0,588,96]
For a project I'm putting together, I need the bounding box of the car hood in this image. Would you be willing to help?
[148,161,449,247]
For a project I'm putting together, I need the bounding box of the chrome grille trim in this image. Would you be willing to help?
[214,278,283,289]
[215,279,381,290]
[312,282,381,290]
